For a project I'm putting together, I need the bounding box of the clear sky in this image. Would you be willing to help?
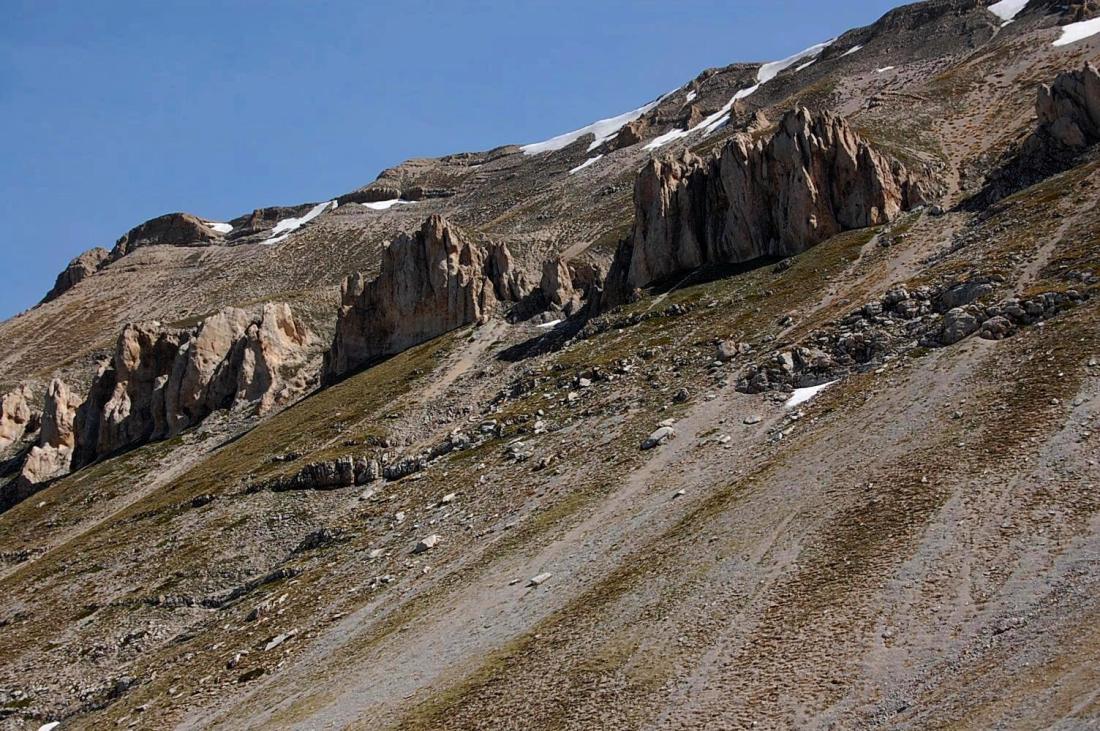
[0,0,903,321]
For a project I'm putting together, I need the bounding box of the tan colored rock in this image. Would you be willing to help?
[487,242,533,302]
[109,212,226,260]
[325,216,522,382]
[0,385,36,450]
[540,258,583,315]
[72,305,312,468]
[1036,63,1100,149]
[602,108,924,306]
[41,247,110,303]
[17,379,82,486]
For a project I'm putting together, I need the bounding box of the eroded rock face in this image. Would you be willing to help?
[601,108,924,307]
[325,216,522,382]
[72,304,312,468]
[109,213,226,260]
[1036,63,1100,149]
[41,248,110,303]
[18,379,81,486]
[0,385,36,450]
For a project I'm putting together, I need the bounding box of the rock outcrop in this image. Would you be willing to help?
[109,212,226,261]
[72,303,312,468]
[970,63,1100,206]
[0,385,36,450]
[41,247,110,303]
[1036,63,1100,149]
[18,379,81,486]
[324,216,522,382]
[600,108,924,308]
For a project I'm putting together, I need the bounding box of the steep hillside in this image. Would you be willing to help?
[2,1,1100,729]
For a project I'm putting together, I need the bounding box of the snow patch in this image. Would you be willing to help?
[988,0,1028,23]
[205,221,233,234]
[521,98,662,155]
[265,201,336,245]
[37,724,61,731]
[841,45,863,57]
[757,40,834,84]
[785,381,838,409]
[644,38,832,150]
[795,60,817,72]
[876,66,896,73]
[361,199,412,211]
[536,319,563,329]
[569,155,603,174]
[1054,16,1100,46]
[685,90,697,103]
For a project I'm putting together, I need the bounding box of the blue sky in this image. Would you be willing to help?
[0,0,902,320]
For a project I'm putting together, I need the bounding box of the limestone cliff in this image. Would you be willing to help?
[72,303,312,468]
[324,216,520,382]
[601,108,924,307]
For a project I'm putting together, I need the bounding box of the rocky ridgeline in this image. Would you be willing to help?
[734,280,1091,395]
[600,108,927,308]
[70,303,313,470]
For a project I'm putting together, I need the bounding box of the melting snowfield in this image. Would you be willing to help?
[266,201,337,244]
[1054,16,1100,47]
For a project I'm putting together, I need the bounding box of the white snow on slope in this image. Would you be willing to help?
[266,200,337,245]
[795,59,817,72]
[757,40,834,84]
[37,724,60,731]
[362,199,412,211]
[785,380,838,409]
[1054,16,1100,46]
[686,90,697,103]
[876,66,896,73]
[841,44,863,57]
[569,155,603,174]
[521,98,662,155]
[645,39,833,150]
[536,319,563,329]
[206,221,233,234]
[988,0,1028,23]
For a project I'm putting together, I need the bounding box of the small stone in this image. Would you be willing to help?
[642,426,676,450]
[368,548,385,559]
[673,489,687,499]
[413,534,440,554]
[743,415,762,425]
[264,631,295,651]
[528,572,553,587]
[440,492,457,505]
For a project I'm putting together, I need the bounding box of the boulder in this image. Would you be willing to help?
[41,247,110,303]
[941,307,981,345]
[642,426,676,450]
[599,108,924,308]
[324,216,525,382]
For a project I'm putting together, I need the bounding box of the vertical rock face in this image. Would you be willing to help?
[1036,63,1100,149]
[72,303,312,468]
[41,248,110,303]
[325,215,520,382]
[0,385,36,450]
[18,379,81,486]
[602,108,923,307]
